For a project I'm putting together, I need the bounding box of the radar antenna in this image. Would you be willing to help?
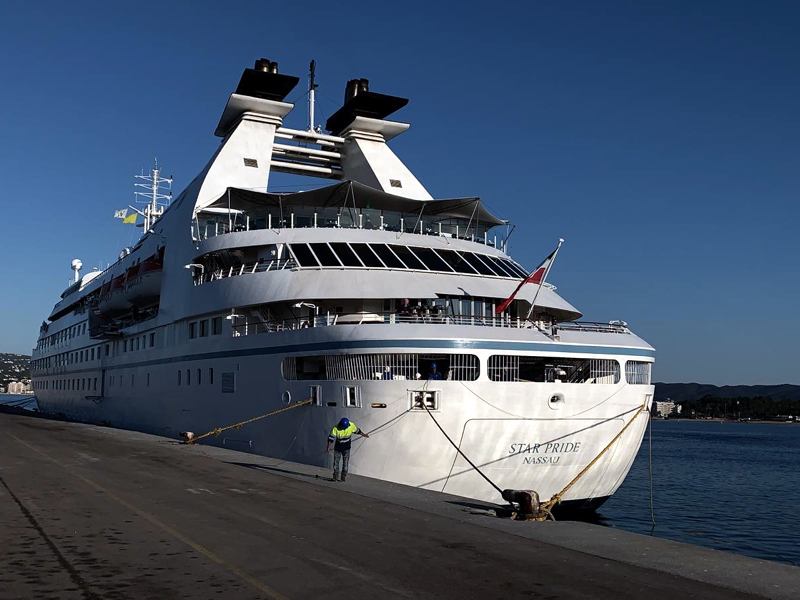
[134,159,173,232]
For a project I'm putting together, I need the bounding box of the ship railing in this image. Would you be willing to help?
[554,321,630,334]
[230,312,541,336]
[193,259,298,285]
[228,313,634,337]
[195,211,501,248]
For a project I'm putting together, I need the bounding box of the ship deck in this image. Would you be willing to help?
[1,409,797,599]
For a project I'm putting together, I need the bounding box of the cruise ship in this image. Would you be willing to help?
[30,59,655,511]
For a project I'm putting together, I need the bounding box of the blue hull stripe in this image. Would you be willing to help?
[34,338,654,377]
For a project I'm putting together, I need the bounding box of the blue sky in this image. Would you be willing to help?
[1,1,798,384]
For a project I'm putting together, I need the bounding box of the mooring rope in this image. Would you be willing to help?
[185,398,312,444]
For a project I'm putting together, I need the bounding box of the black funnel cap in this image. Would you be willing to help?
[326,80,408,135]
[234,58,299,102]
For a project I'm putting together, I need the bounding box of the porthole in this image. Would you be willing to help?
[282,390,292,404]
[548,393,565,410]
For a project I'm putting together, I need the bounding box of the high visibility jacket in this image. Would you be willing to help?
[328,423,360,452]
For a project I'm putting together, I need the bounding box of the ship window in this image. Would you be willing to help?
[310,385,322,406]
[503,259,529,278]
[412,247,451,272]
[309,243,341,267]
[177,370,181,386]
[131,374,135,387]
[488,356,620,384]
[625,361,652,385]
[197,369,202,385]
[369,244,404,268]
[209,367,214,385]
[186,369,191,385]
[343,386,360,407]
[189,322,197,339]
[289,244,319,267]
[388,245,426,270]
[212,317,222,335]
[350,243,384,267]
[150,332,156,347]
[200,320,208,337]
[468,253,505,276]
[438,250,478,274]
[136,337,140,351]
[329,243,362,267]
[105,344,110,356]
[484,256,517,277]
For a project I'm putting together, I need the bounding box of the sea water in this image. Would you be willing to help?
[599,419,800,566]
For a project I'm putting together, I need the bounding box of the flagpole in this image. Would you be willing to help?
[526,238,564,321]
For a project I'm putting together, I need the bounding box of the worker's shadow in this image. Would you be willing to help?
[229,461,335,481]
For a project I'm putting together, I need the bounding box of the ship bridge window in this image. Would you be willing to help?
[329,243,362,267]
[369,244,404,269]
[468,253,505,277]
[350,243,384,268]
[289,244,319,267]
[503,259,529,278]
[484,255,517,278]
[437,250,479,275]
[460,252,495,276]
[309,243,341,267]
[411,247,452,272]
[388,245,426,270]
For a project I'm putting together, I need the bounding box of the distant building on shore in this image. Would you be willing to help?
[6,381,32,394]
[653,399,681,418]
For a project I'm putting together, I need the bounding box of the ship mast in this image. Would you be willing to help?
[134,160,173,232]
[308,59,318,132]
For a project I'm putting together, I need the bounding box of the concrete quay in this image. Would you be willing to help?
[1,410,798,599]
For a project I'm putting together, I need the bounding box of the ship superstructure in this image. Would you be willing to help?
[31,59,655,510]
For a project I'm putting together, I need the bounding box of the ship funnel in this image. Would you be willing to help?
[344,78,370,103]
[254,58,279,74]
[71,259,83,283]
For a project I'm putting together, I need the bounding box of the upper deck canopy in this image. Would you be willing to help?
[206,181,507,227]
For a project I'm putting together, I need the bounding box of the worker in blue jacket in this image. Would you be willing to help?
[327,418,369,481]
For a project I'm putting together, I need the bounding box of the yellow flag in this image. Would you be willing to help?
[122,213,137,224]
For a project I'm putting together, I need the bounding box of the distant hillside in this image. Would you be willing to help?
[655,382,800,402]
[0,353,31,386]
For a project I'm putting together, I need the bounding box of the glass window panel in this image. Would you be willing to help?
[289,244,319,267]
[350,243,384,267]
[310,243,341,266]
[369,244,405,268]
[484,255,517,277]
[412,247,451,272]
[389,246,427,270]
[465,252,503,276]
[330,243,363,267]
[503,260,529,278]
[436,249,478,274]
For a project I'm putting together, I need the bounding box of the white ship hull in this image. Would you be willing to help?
[34,323,653,508]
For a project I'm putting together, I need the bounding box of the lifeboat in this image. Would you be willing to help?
[97,274,131,316]
[124,248,163,307]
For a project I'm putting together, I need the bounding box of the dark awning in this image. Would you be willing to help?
[206,181,507,227]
